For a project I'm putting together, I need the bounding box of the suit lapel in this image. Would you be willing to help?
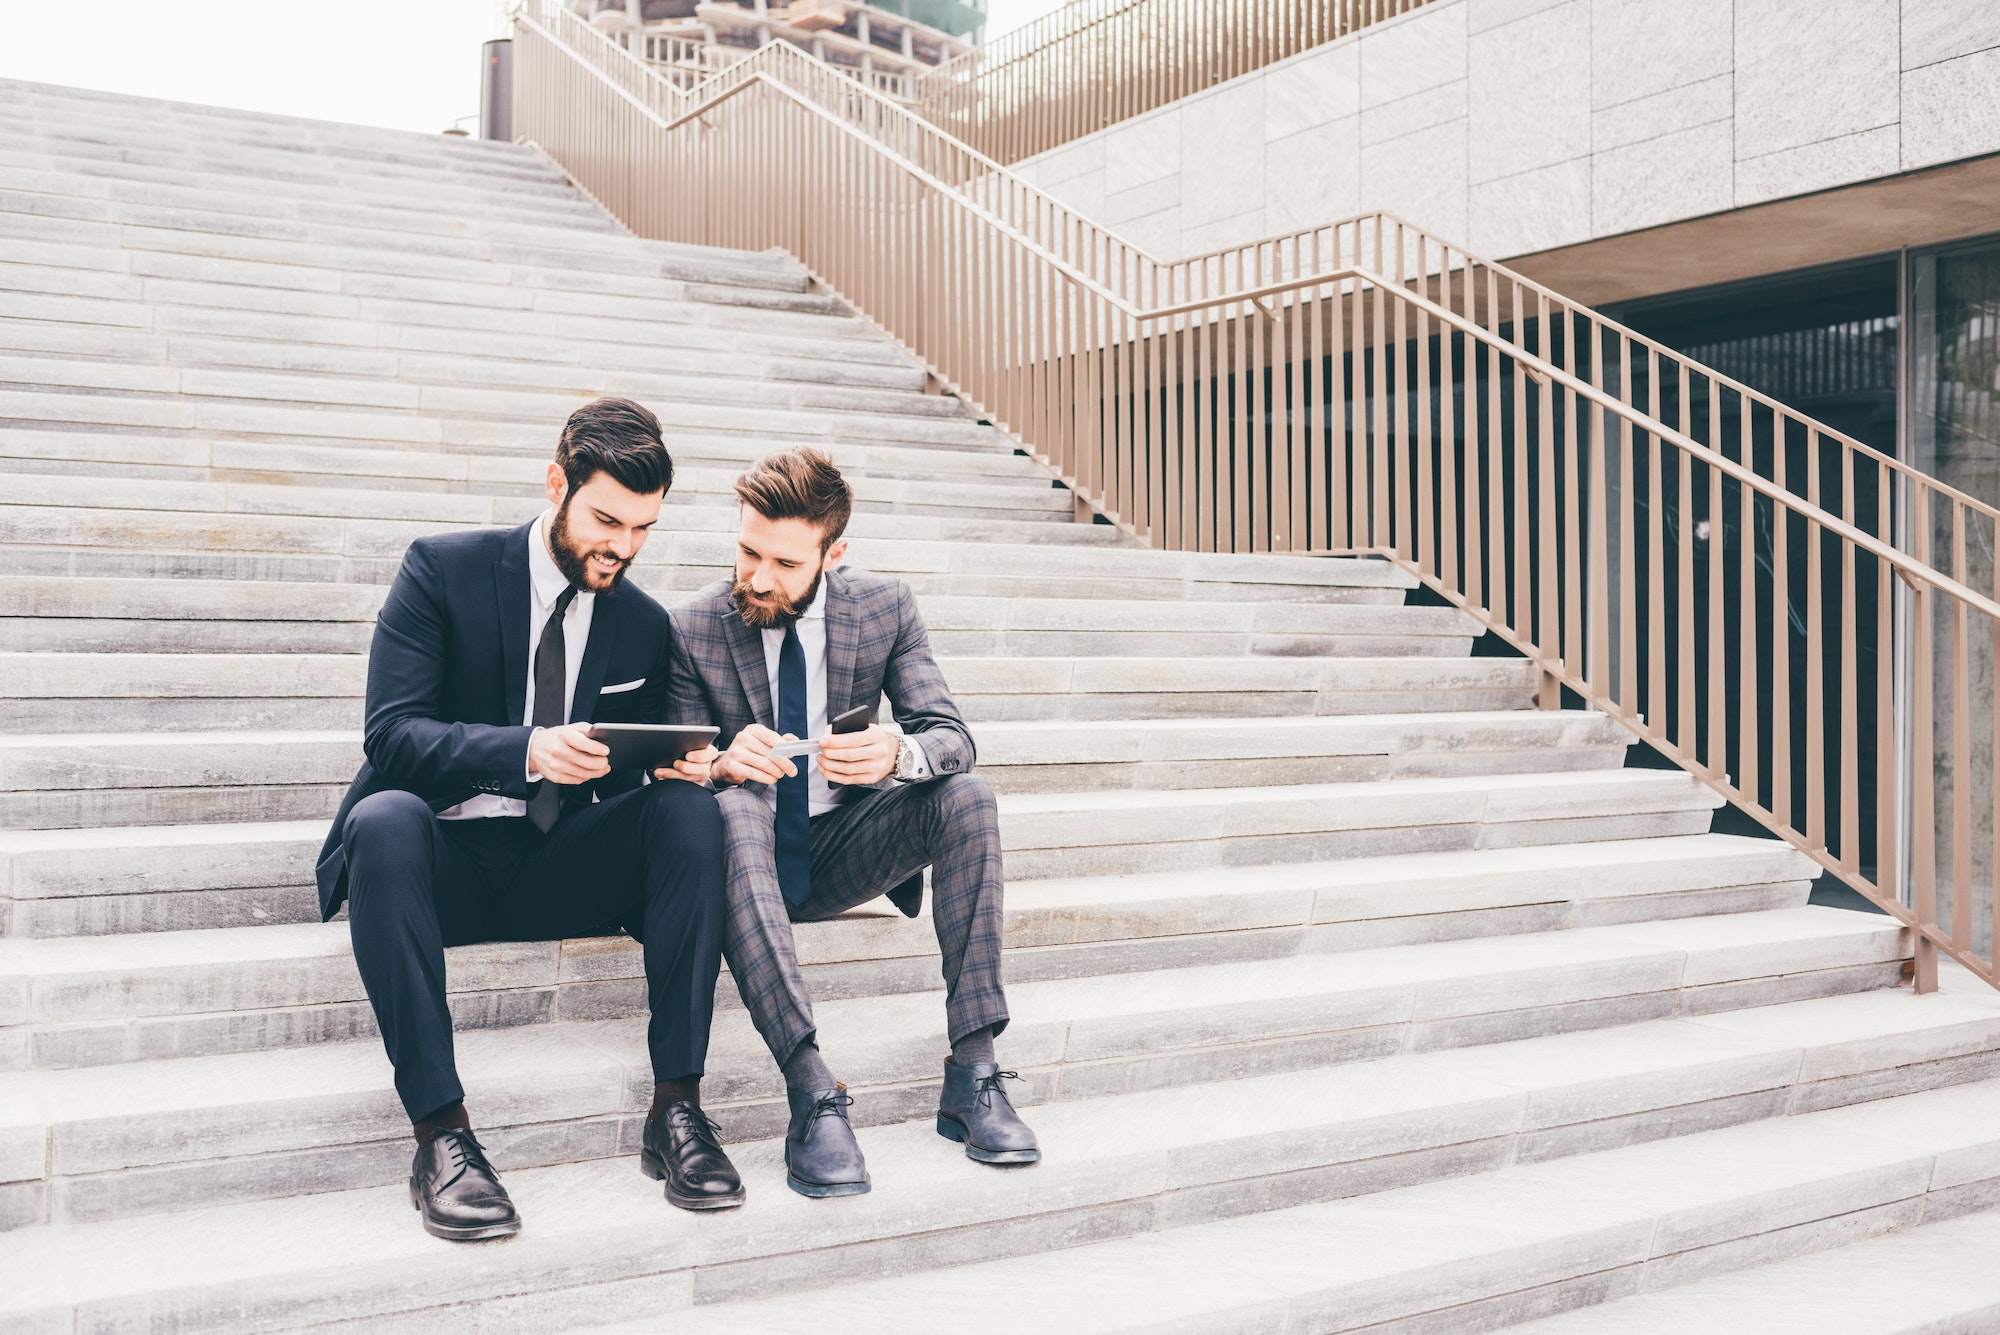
[571,588,619,723]
[495,522,533,723]
[823,568,861,718]
[720,602,775,728]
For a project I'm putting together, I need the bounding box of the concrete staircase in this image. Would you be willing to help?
[1,76,1997,1333]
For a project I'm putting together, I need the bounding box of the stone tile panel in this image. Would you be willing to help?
[1733,0,1900,160]
[1592,120,1733,237]
[1469,157,1593,258]
[1361,1,1471,109]
[1468,0,1592,183]
[1902,46,2000,170]
[1735,125,1902,206]
[1590,0,1733,109]
[1901,0,2000,70]
[1263,42,1363,142]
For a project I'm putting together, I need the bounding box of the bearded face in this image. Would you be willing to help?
[732,563,824,629]
[549,494,634,592]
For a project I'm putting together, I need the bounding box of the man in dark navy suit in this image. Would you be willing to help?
[318,397,741,1241]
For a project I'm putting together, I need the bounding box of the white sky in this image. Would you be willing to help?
[0,0,1071,135]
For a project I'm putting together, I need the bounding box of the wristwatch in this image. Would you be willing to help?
[891,734,921,783]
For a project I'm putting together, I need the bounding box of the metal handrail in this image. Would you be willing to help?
[515,4,2000,991]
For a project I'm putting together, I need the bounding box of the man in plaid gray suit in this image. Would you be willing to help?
[664,447,1040,1197]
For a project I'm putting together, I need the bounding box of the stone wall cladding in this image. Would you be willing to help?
[1007,0,2000,262]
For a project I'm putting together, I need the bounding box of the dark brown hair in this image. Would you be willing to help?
[733,447,853,548]
[556,397,673,497]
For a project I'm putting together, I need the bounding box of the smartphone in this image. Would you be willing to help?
[768,706,875,761]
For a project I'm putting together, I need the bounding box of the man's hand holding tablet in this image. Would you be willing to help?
[652,744,718,784]
[564,724,718,784]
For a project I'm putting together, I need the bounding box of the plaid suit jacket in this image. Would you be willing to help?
[663,567,977,915]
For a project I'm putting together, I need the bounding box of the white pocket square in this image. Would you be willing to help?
[599,677,646,695]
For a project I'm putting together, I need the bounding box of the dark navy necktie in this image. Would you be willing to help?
[775,621,811,906]
[525,583,578,834]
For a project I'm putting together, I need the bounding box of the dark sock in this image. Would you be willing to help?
[949,1027,996,1068]
[412,1100,471,1145]
[781,1037,836,1092]
[650,1077,701,1117]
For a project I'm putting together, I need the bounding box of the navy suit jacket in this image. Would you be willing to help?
[314,520,677,921]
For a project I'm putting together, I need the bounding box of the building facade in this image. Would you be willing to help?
[1007,0,2000,513]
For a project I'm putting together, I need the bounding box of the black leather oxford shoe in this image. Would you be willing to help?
[409,1128,521,1241]
[785,1084,870,1198]
[640,1101,746,1211]
[937,1061,1042,1165]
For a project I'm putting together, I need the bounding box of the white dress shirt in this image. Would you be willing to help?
[440,510,594,820]
[759,581,925,817]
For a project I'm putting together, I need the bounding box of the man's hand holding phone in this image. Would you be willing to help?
[528,723,611,786]
[818,726,898,786]
[713,723,801,787]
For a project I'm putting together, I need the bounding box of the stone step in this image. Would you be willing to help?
[0,383,1025,456]
[0,415,1046,483]
[0,430,1053,502]
[0,764,1723,943]
[0,576,1466,656]
[0,520,1375,598]
[0,534,1382,617]
[0,249,888,350]
[11,981,1988,1332]
[0,187,793,289]
[0,781,1803,941]
[0,344,981,429]
[0,166,631,259]
[0,238,827,335]
[0,258,902,369]
[0,711,1631,829]
[0,178,808,287]
[0,143,656,237]
[0,174,816,299]
[0,471,1069,544]
[0,939,1958,1233]
[1494,1202,2000,1334]
[3,517,1152,590]
[0,483,1360,578]
[2,128,601,200]
[0,183,815,300]
[0,78,576,171]
[0,263,918,373]
[0,487,1076,572]
[558,1072,2000,1335]
[0,105,589,197]
[0,652,1522,734]
[0,316,927,397]
[0,889,1900,1081]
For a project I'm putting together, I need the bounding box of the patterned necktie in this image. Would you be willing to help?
[775,620,811,906]
[526,583,578,834]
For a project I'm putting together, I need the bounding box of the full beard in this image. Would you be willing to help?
[732,567,824,630]
[549,499,631,593]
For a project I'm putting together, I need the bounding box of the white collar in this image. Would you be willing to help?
[529,510,585,608]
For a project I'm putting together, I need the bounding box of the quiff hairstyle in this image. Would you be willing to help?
[733,447,853,549]
[555,396,673,496]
